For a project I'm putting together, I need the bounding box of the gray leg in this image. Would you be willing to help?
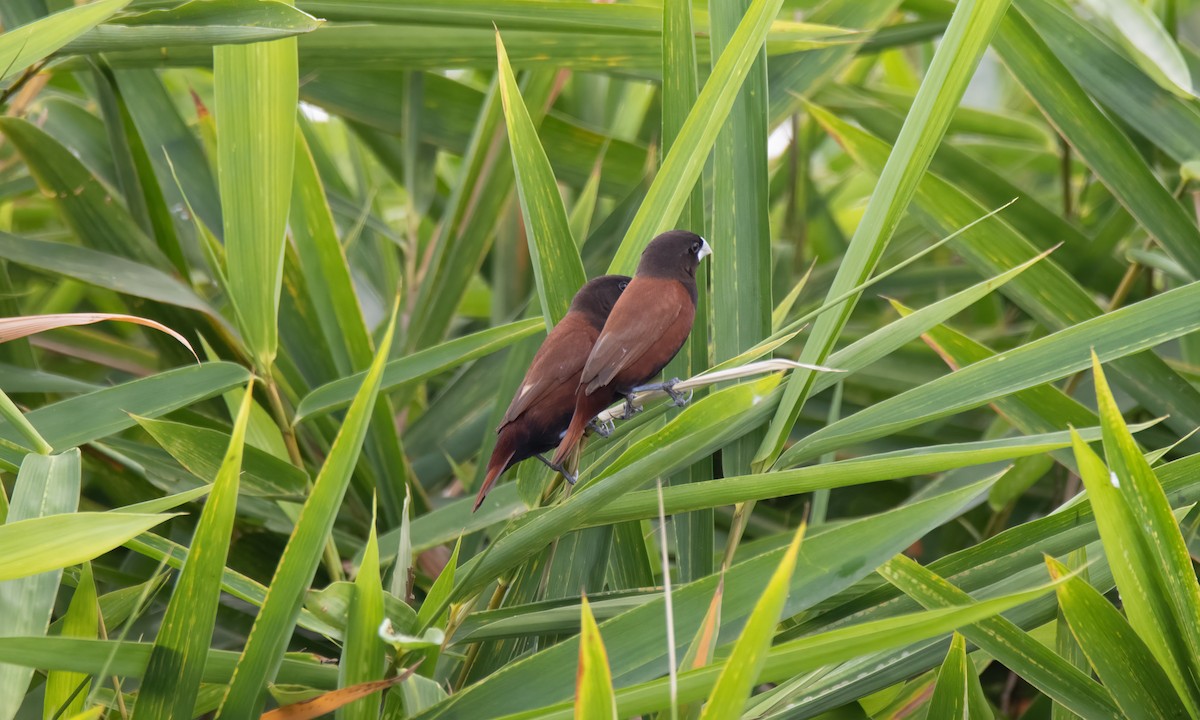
[619,393,642,420]
[632,377,692,407]
[588,417,615,438]
[535,453,577,485]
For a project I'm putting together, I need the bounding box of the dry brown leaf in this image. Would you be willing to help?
[0,313,198,361]
[260,664,419,720]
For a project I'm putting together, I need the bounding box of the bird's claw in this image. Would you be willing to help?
[588,417,615,438]
[535,454,577,485]
[662,378,692,407]
[619,394,642,420]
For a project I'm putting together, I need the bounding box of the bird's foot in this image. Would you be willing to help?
[535,453,578,485]
[619,393,642,420]
[632,378,692,407]
[663,378,692,407]
[588,417,615,438]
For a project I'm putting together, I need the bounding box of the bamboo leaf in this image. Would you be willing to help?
[215,23,298,370]
[0,0,129,81]
[756,0,1012,469]
[495,31,586,328]
[132,386,254,720]
[340,511,386,720]
[219,306,396,716]
[43,562,96,720]
[576,596,617,720]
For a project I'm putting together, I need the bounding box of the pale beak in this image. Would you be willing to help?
[697,238,712,261]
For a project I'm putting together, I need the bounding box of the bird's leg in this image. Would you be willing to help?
[632,377,692,407]
[620,392,642,420]
[588,417,615,438]
[535,453,578,485]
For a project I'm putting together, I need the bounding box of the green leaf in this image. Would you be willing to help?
[607,0,786,273]
[64,0,322,53]
[44,562,97,720]
[296,318,543,420]
[0,233,212,314]
[576,596,617,720]
[782,281,1200,464]
[1074,0,1191,97]
[495,31,586,328]
[219,306,396,717]
[929,633,993,720]
[881,555,1121,719]
[340,512,386,720]
[0,511,173,581]
[1045,555,1185,719]
[133,384,254,720]
[700,525,803,719]
[0,0,129,82]
[0,362,251,469]
[0,450,80,720]
[215,26,298,370]
[757,0,1013,469]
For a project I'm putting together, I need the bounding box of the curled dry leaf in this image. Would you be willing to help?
[259,663,420,720]
[0,313,198,362]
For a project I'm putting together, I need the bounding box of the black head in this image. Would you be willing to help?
[570,274,631,325]
[636,230,712,280]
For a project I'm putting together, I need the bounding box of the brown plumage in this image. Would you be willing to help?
[552,230,712,467]
[473,275,630,511]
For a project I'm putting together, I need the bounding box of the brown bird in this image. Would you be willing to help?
[473,275,631,511]
[552,230,712,468]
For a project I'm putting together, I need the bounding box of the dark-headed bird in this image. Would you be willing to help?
[473,275,631,511]
[552,230,712,468]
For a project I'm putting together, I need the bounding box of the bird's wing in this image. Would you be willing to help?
[581,278,691,394]
[499,316,595,430]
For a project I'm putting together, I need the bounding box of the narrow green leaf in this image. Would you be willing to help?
[576,596,617,719]
[0,362,251,469]
[607,0,786,273]
[0,450,80,720]
[881,555,1121,719]
[700,525,803,719]
[0,0,129,81]
[0,512,173,582]
[495,31,586,328]
[296,319,543,421]
[1075,0,1191,97]
[928,633,992,720]
[219,306,396,716]
[416,539,459,632]
[215,25,298,369]
[44,562,97,720]
[340,513,386,720]
[783,282,1200,464]
[0,388,50,455]
[133,384,254,720]
[1045,555,1186,719]
[756,0,1012,469]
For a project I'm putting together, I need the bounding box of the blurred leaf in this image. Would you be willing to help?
[296,318,543,420]
[65,0,322,53]
[0,0,128,82]
[1075,0,1191,97]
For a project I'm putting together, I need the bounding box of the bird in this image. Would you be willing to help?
[473,274,631,512]
[552,230,712,468]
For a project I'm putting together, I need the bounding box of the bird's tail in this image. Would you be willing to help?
[474,439,516,512]
[552,391,608,467]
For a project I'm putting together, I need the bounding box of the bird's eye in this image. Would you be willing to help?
[690,242,700,253]
[618,281,628,290]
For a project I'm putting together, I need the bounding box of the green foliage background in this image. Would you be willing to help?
[3,0,1200,717]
